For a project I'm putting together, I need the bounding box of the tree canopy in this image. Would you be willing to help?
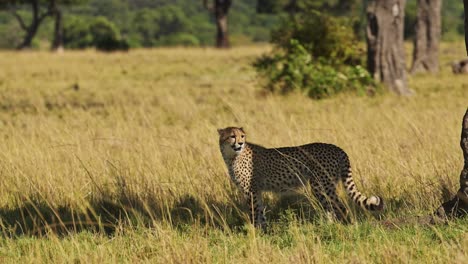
[0,0,465,49]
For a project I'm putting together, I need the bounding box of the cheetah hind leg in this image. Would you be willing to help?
[314,191,349,223]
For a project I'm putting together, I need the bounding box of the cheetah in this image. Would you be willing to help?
[218,127,384,228]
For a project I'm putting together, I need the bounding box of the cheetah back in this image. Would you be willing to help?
[251,143,348,192]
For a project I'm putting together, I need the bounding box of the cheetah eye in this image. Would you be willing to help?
[230,135,235,139]
[241,135,245,138]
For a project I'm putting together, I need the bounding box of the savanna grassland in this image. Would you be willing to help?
[0,43,467,263]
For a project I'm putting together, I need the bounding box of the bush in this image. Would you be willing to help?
[63,16,93,49]
[89,17,129,51]
[130,5,194,47]
[131,8,160,47]
[63,16,128,51]
[255,40,375,99]
[0,22,22,49]
[254,11,378,99]
[272,10,363,66]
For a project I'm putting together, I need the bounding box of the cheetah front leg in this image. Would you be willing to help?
[246,191,266,229]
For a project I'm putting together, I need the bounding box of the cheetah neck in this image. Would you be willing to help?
[220,143,254,185]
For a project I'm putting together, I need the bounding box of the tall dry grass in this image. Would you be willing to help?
[0,43,467,262]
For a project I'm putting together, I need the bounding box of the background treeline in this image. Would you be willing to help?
[0,0,279,49]
[0,0,464,50]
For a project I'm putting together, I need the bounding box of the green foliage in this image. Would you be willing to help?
[271,10,363,66]
[254,11,377,99]
[256,0,290,13]
[0,19,23,49]
[0,0,465,49]
[259,0,464,41]
[0,0,280,49]
[257,0,360,16]
[404,0,417,39]
[131,8,160,47]
[441,0,464,41]
[89,16,128,51]
[63,16,128,51]
[404,0,464,40]
[155,5,191,36]
[130,5,197,47]
[254,40,376,99]
[63,16,93,48]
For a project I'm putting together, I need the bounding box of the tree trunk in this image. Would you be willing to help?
[435,109,468,218]
[51,4,64,52]
[465,0,468,55]
[366,0,413,95]
[17,0,40,50]
[17,24,40,50]
[15,0,51,50]
[432,0,468,221]
[214,0,231,48]
[410,0,441,74]
[459,109,468,208]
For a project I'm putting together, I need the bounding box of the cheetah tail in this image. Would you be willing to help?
[342,166,384,211]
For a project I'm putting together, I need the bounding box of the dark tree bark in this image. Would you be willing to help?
[51,0,64,52]
[410,0,441,74]
[465,0,468,55]
[14,0,52,50]
[366,0,413,95]
[204,0,232,48]
[432,1,468,221]
[214,0,231,48]
[435,109,468,219]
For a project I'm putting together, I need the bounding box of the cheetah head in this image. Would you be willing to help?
[217,127,246,156]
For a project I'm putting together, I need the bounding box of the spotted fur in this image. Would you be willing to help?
[218,127,384,228]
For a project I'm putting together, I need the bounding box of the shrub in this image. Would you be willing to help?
[0,22,22,49]
[131,5,193,47]
[131,8,160,47]
[254,40,375,99]
[254,11,378,99]
[63,16,93,49]
[63,16,128,51]
[89,17,129,51]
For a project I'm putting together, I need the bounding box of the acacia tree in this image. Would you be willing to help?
[0,0,54,50]
[203,0,232,48]
[410,0,441,74]
[50,0,88,52]
[366,0,413,95]
[0,0,87,50]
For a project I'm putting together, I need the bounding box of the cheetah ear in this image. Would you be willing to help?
[239,127,245,133]
[217,128,224,135]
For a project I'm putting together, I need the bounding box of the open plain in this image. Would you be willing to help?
[0,43,467,263]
